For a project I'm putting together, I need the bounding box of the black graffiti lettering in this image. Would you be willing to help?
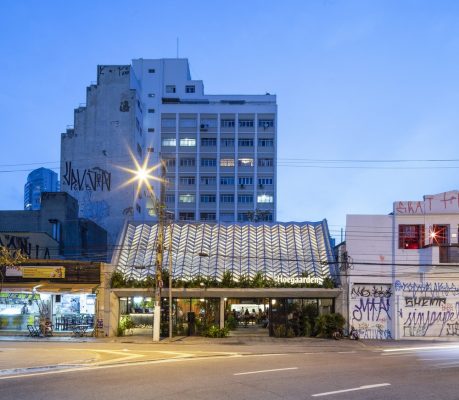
[446,322,459,336]
[63,161,111,192]
[405,297,447,307]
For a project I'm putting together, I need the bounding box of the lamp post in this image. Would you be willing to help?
[119,152,166,342]
[167,213,174,340]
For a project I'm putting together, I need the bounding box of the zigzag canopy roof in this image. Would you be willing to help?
[115,221,334,281]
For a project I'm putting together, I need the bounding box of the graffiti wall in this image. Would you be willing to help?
[395,280,459,338]
[350,283,393,339]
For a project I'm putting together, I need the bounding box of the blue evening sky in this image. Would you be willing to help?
[1,0,459,240]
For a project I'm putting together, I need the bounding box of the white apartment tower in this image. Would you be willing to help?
[61,59,277,244]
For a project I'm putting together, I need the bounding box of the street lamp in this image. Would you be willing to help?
[119,150,166,342]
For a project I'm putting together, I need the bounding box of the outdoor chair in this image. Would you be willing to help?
[27,325,40,337]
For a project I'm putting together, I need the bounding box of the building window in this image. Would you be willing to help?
[50,219,61,242]
[179,118,197,128]
[148,69,155,73]
[201,176,216,185]
[164,158,176,168]
[220,194,234,203]
[430,224,449,246]
[179,194,195,203]
[179,212,195,221]
[201,194,216,203]
[137,143,142,158]
[238,139,254,147]
[180,138,196,147]
[258,139,274,147]
[258,119,274,129]
[399,225,425,249]
[166,85,176,93]
[179,177,195,185]
[185,85,195,93]
[220,176,235,185]
[165,194,175,203]
[238,195,253,204]
[201,158,217,167]
[239,120,254,128]
[258,158,273,167]
[258,177,273,186]
[257,194,273,203]
[180,158,195,167]
[220,158,235,167]
[147,147,154,153]
[162,138,176,147]
[238,213,250,222]
[161,118,176,128]
[148,108,155,113]
[238,158,254,167]
[200,118,218,128]
[165,177,175,185]
[148,128,155,132]
[239,177,253,185]
[220,213,234,222]
[148,93,155,98]
[221,119,235,128]
[200,212,216,221]
[201,138,217,146]
[221,138,235,147]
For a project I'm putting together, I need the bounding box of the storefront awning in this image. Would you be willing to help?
[2,282,99,294]
[112,287,342,299]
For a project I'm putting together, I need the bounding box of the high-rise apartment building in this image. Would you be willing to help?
[24,167,59,210]
[61,59,277,243]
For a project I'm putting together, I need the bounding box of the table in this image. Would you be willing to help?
[72,324,90,337]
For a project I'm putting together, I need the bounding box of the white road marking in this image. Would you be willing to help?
[0,354,244,380]
[337,351,356,354]
[434,361,459,368]
[383,345,459,353]
[311,383,391,397]
[234,367,298,376]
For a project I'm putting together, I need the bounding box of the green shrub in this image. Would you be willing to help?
[225,315,238,330]
[273,324,287,338]
[203,324,229,338]
[315,313,345,338]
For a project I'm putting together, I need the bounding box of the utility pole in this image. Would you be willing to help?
[168,219,173,340]
[152,161,166,342]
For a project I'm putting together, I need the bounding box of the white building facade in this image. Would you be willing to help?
[61,59,277,245]
[344,190,459,340]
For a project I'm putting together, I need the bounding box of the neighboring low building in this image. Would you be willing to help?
[0,192,107,262]
[343,190,459,340]
[106,220,341,337]
[0,259,110,337]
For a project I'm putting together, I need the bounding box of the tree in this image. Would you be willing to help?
[0,246,28,293]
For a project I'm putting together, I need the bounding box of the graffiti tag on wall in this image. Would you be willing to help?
[395,280,459,338]
[0,234,52,259]
[63,161,111,191]
[351,284,393,339]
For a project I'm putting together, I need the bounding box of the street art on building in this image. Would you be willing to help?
[62,161,111,192]
[395,280,459,338]
[350,283,393,339]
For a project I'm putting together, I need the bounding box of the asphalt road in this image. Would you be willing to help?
[0,339,458,399]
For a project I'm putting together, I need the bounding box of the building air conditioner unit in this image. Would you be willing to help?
[259,184,264,189]
[200,124,209,131]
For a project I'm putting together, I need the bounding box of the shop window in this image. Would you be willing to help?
[399,224,425,249]
[430,224,449,246]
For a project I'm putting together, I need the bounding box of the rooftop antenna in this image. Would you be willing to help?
[176,37,179,58]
